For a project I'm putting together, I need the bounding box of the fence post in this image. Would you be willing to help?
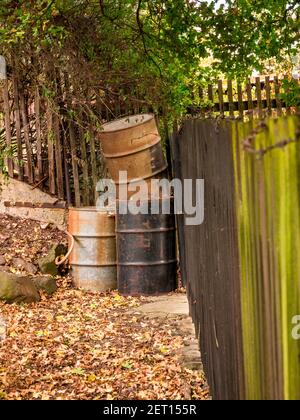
[19,89,34,183]
[2,79,14,177]
[265,76,272,115]
[227,80,234,117]
[274,76,282,116]
[237,83,244,120]
[34,86,43,182]
[218,79,224,117]
[246,79,254,120]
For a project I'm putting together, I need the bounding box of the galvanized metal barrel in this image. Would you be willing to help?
[116,199,177,296]
[98,114,167,197]
[68,207,117,292]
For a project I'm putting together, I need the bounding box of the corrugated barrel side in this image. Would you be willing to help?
[116,199,177,295]
[69,207,117,292]
[99,114,168,198]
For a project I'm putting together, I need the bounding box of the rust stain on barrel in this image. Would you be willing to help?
[69,207,117,292]
[98,114,168,197]
[116,199,177,296]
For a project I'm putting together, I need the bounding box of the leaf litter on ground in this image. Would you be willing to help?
[0,282,209,400]
[0,214,209,400]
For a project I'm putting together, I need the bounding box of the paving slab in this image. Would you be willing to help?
[137,293,189,316]
[130,293,206,376]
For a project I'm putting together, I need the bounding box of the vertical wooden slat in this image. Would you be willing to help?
[34,87,43,182]
[134,86,140,115]
[69,121,81,207]
[2,79,13,177]
[62,134,72,205]
[246,79,254,120]
[88,128,98,203]
[54,71,65,199]
[79,127,90,206]
[114,94,120,118]
[274,76,282,116]
[19,90,34,183]
[13,75,24,180]
[256,77,263,118]
[218,80,224,117]
[163,118,173,179]
[54,114,64,199]
[265,76,272,114]
[46,106,56,195]
[227,80,234,117]
[124,86,130,117]
[237,83,244,120]
[96,93,103,121]
[284,74,291,115]
[105,92,110,121]
[199,86,205,117]
[208,84,214,114]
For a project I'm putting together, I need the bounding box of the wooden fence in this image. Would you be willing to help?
[0,74,298,206]
[191,75,299,119]
[0,77,151,206]
[171,116,300,400]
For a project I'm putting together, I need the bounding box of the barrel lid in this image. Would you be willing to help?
[100,114,154,133]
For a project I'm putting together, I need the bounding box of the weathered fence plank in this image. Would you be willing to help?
[46,107,56,195]
[227,80,234,117]
[265,76,272,114]
[172,119,244,400]
[255,77,263,117]
[34,87,43,182]
[13,75,24,180]
[69,121,81,207]
[218,79,224,117]
[246,79,254,120]
[274,76,282,116]
[54,114,64,199]
[19,90,33,184]
[1,74,297,206]
[173,116,300,400]
[2,79,13,177]
[237,83,244,118]
[79,123,90,206]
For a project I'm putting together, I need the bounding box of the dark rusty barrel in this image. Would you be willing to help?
[98,114,167,197]
[116,199,177,296]
[69,207,117,292]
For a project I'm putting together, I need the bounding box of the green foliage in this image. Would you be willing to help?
[0,1,299,118]
[281,79,300,107]
[0,127,11,177]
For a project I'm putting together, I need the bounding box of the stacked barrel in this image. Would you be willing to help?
[68,114,176,295]
[99,114,177,295]
[116,199,177,295]
[99,114,167,198]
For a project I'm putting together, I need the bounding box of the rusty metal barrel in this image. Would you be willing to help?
[116,199,177,296]
[68,207,117,292]
[98,114,167,197]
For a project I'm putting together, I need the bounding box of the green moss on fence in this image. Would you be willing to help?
[232,116,300,400]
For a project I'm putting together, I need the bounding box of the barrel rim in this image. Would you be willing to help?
[100,114,154,134]
[69,206,115,213]
[103,135,161,158]
[117,259,177,267]
[116,196,174,204]
[116,227,176,234]
[71,262,117,267]
[114,165,168,185]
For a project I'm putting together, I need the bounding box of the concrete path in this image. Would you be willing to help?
[138,293,189,317]
[130,293,206,373]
